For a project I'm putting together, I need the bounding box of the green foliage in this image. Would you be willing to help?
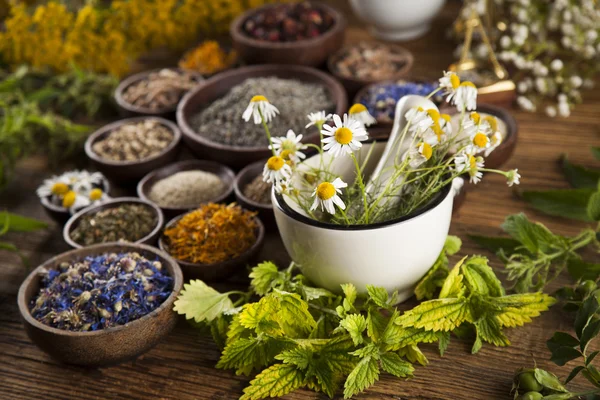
[415,236,462,300]
[471,213,597,292]
[0,212,47,265]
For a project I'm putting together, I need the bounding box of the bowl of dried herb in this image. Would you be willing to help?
[63,197,164,249]
[233,159,275,226]
[159,203,265,281]
[17,242,183,366]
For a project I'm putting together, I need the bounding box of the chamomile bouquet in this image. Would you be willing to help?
[243,71,520,226]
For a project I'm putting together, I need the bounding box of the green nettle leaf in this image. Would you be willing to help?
[249,262,280,296]
[494,293,556,328]
[472,317,510,353]
[521,189,595,222]
[341,283,357,312]
[397,345,428,366]
[438,332,450,356]
[501,213,560,253]
[0,212,47,232]
[587,190,600,221]
[274,291,317,336]
[439,257,467,298]
[217,336,291,375]
[366,285,389,308]
[366,308,389,343]
[461,256,505,297]
[468,235,523,255]
[567,258,600,281]
[415,236,463,301]
[343,356,380,399]
[240,363,305,400]
[561,155,600,189]
[444,235,462,255]
[275,346,312,370]
[379,352,414,378]
[397,298,471,332]
[383,324,441,351]
[302,286,336,301]
[340,314,367,346]
[173,280,235,323]
[210,316,230,350]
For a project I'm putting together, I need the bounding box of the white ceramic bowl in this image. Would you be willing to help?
[349,0,446,41]
[272,142,462,303]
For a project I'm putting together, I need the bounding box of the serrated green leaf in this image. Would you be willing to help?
[533,368,568,392]
[226,314,252,345]
[379,352,414,378]
[275,346,312,370]
[438,332,450,356]
[320,335,357,374]
[239,296,283,336]
[501,213,560,253]
[240,363,305,400]
[350,343,379,359]
[473,316,510,351]
[565,366,585,384]
[341,283,357,312]
[0,212,47,232]
[494,293,556,328]
[397,297,471,332]
[397,345,428,366]
[210,316,230,350]
[249,261,280,296]
[343,356,380,399]
[302,286,336,301]
[366,308,388,343]
[468,235,523,256]
[461,256,505,297]
[561,155,600,189]
[340,314,367,346]
[366,285,389,308]
[521,189,594,222]
[439,257,467,298]
[383,323,441,352]
[415,243,453,301]
[444,235,462,255]
[173,280,235,323]
[217,336,291,375]
[567,258,600,281]
[274,291,317,336]
[312,365,337,398]
[588,190,600,221]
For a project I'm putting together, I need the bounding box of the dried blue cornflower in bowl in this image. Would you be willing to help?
[17,242,183,366]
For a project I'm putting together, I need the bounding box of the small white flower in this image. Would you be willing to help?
[67,193,92,214]
[305,111,332,129]
[454,153,484,184]
[262,155,292,184]
[242,95,279,124]
[550,59,564,71]
[546,106,557,117]
[484,132,503,157]
[348,103,377,127]
[405,107,427,124]
[321,114,368,158]
[439,71,461,95]
[468,131,491,153]
[448,81,478,111]
[506,169,521,187]
[500,36,512,48]
[570,76,583,88]
[269,129,307,163]
[517,96,536,111]
[408,142,434,169]
[558,101,571,117]
[310,178,347,215]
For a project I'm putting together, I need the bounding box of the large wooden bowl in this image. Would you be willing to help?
[17,242,183,367]
[176,64,348,169]
[230,2,346,68]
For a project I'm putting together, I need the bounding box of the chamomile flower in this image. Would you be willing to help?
[242,95,279,124]
[405,106,426,123]
[468,131,491,153]
[321,114,368,158]
[484,131,503,157]
[448,81,478,111]
[305,111,332,129]
[89,188,105,202]
[262,155,292,184]
[348,103,377,127]
[62,191,91,213]
[439,71,461,94]
[310,178,347,215]
[506,169,521,187]
[408,142,434,168]
[36,177,70,198]
[454,153,484,184]
[421,110,452,143]
[269,129,307,163]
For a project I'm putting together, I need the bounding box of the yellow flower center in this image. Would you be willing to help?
[51,182,69,195]
[280,149,293,160]
[484,116,498,132]
[432,123,444,141]
[316,182,336,200]
[441,114,451,123]
[473,132,489,148]
[251,95,268,103]
[461,81,477,89]
[419,142,433,160]
[334,127,353,145]
[468,155,477,169]
[62,191,77,208]
[427,109,440,123]
[89,188,103,201]
[470,112,481,125]
[417,106,424,112]
[267,156,285,171]
[349,103,367,114]
[450,74,461,89]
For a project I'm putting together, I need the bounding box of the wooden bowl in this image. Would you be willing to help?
[84,117,182,184]
[63,197,165,249]
[327,43,414,99]
[40,177,110,225]
[17,242,183,366]
[137,160,236,220]
[176,64,348,169]
[159,211,265,281]
[233,160,274,226]
[114,68,204,119]
[230,2,346,68]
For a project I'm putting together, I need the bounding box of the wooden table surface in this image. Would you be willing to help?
[1,2,599,399]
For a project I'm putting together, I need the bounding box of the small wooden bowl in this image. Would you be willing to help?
[17,242,183,367]
[159,211,265,281]
[234,160,274,226]
[114,68,204,119]
[230,2,346,68]
[84,117,182,185]
[137,160,236,220]
[176,64,348,169]
[40,177,110,225]
[63,197,165,249]
[327,43,414,99]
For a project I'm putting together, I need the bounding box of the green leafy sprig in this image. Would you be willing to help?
[0,211,48,265]
[174,256,554,399]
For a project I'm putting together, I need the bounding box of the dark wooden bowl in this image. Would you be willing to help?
[233,160,275,226]
[63,197,165,249]
[230,2,346,68]
[327,43,414,99]
[40,177,111,225]
[176,64,348,169]
[159,211,265,281]
[114,68,204,119]
[84,117,182,185]
[137,160,236,220]
[17,242,183,367]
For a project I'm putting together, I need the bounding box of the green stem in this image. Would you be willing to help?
[351,152,369,224]
[258,108,276,156]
